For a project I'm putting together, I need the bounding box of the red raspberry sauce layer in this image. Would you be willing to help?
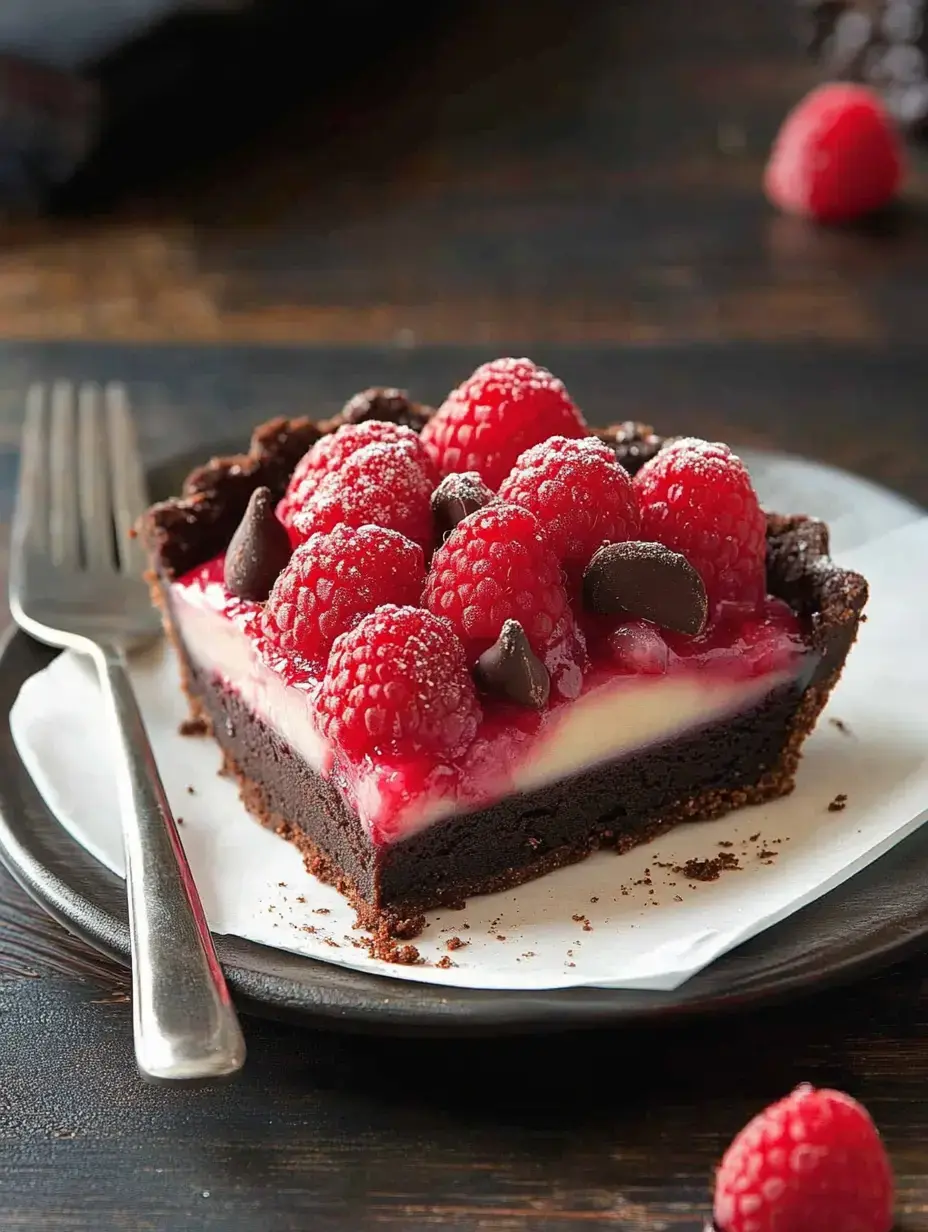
[172,555,808,845]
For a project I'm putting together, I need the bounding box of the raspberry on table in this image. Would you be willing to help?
[292,440,437,554]
[317,605,481,761]
[713,1083,894,1232]
[423,503,570,661]
[633,438,767,609]
[498,436,640,577]
[420,357,587,489]
[765,82,904,223]
[278,421,436,528]
[261,524,425,667]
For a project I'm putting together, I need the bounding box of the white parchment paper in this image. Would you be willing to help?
[10,456,928,992]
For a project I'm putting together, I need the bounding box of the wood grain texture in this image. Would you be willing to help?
[0,0,925,346]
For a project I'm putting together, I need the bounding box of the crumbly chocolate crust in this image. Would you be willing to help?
[140,412,869,938]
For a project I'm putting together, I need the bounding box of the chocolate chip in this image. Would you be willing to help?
[339,387,432,431]
[474,620,550,709]
[582,541,708,636]
[223,486,292,601]
[431,472,494,539]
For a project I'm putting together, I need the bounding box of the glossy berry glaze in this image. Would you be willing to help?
[171,555,808,845]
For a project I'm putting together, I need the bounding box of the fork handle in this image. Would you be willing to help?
[92,641,246,1082]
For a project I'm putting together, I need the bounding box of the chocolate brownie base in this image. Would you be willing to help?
[140,413,869,936]
[184,653,832,935]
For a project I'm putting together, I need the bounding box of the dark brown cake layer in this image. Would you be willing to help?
[140,410,869,935]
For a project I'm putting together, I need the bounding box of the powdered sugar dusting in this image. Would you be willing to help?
[421,357,587,488]
[293,441,436,552]
[280,422,434,527]
[318,604,481,761]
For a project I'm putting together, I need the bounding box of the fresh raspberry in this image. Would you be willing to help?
[423,503,570,658]
[261,525,424,667]
[765,83,904,224]
[498,436,640,576]
[713,1083,894,1232]
[292,441,436,553]
[633,438,767,609]
[317,605,481,760]
[607,621,669,675]
[421,357,587,489]
[278,421,435,528]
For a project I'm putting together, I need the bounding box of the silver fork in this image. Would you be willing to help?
[10,381,246,1083]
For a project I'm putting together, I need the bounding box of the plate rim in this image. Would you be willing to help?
[0,450,926,1036]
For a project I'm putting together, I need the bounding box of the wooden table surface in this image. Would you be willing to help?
[2,2,928,1229]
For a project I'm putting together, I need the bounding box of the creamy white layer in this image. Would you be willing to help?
[171,584,790,844]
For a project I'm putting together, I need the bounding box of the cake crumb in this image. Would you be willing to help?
[358,922,422,965]
[828,793,848,812]
[323,938,340,948]
[436,956,455,969]
[461,922,471,930]
[673,895,683,902]
[296,895,306,904]
[313,908,331,915]
[175,816,184,826]
[673,852,740,881]
[496,934,507,942]
[590,896,599,904]
[830,717,852,736]
[186,785,195,795]
[179,717,208,737]
[758,848,777,863]
[749,832,761,842]
[302,925,317,934]
[446,936,468,952]
[522,951,536,959]
[278,882,286,888]
[718,840,733,848]
[566,962,576,968]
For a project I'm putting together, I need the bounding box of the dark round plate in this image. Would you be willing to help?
[0,447,925,1036]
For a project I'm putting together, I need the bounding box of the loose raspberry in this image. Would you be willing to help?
[318,605,481,760]
[765,83,903,224]
[607,621,669,675]
[278,421,435,528]
[261,525,424,667]
[423,504,570,660]
[421,357,587,489]
[498,436,640,577]
[633,438,767,609]
[292,441,436,553]
[713,1083,894,1232]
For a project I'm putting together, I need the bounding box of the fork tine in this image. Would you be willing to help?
[105,383,150,576]
[78,384,115,570]
[12,384,51,559]
[49,382,81,568]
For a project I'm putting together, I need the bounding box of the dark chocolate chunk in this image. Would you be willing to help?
[582,541,708,636]
[474,620,550,709]
[339,387,432,431]
[431,472,494,539]
[223,486,292,601]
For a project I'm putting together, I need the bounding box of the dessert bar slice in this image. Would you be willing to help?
[140,360,868,939]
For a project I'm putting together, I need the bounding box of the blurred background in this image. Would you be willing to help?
[0,0,923,351]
